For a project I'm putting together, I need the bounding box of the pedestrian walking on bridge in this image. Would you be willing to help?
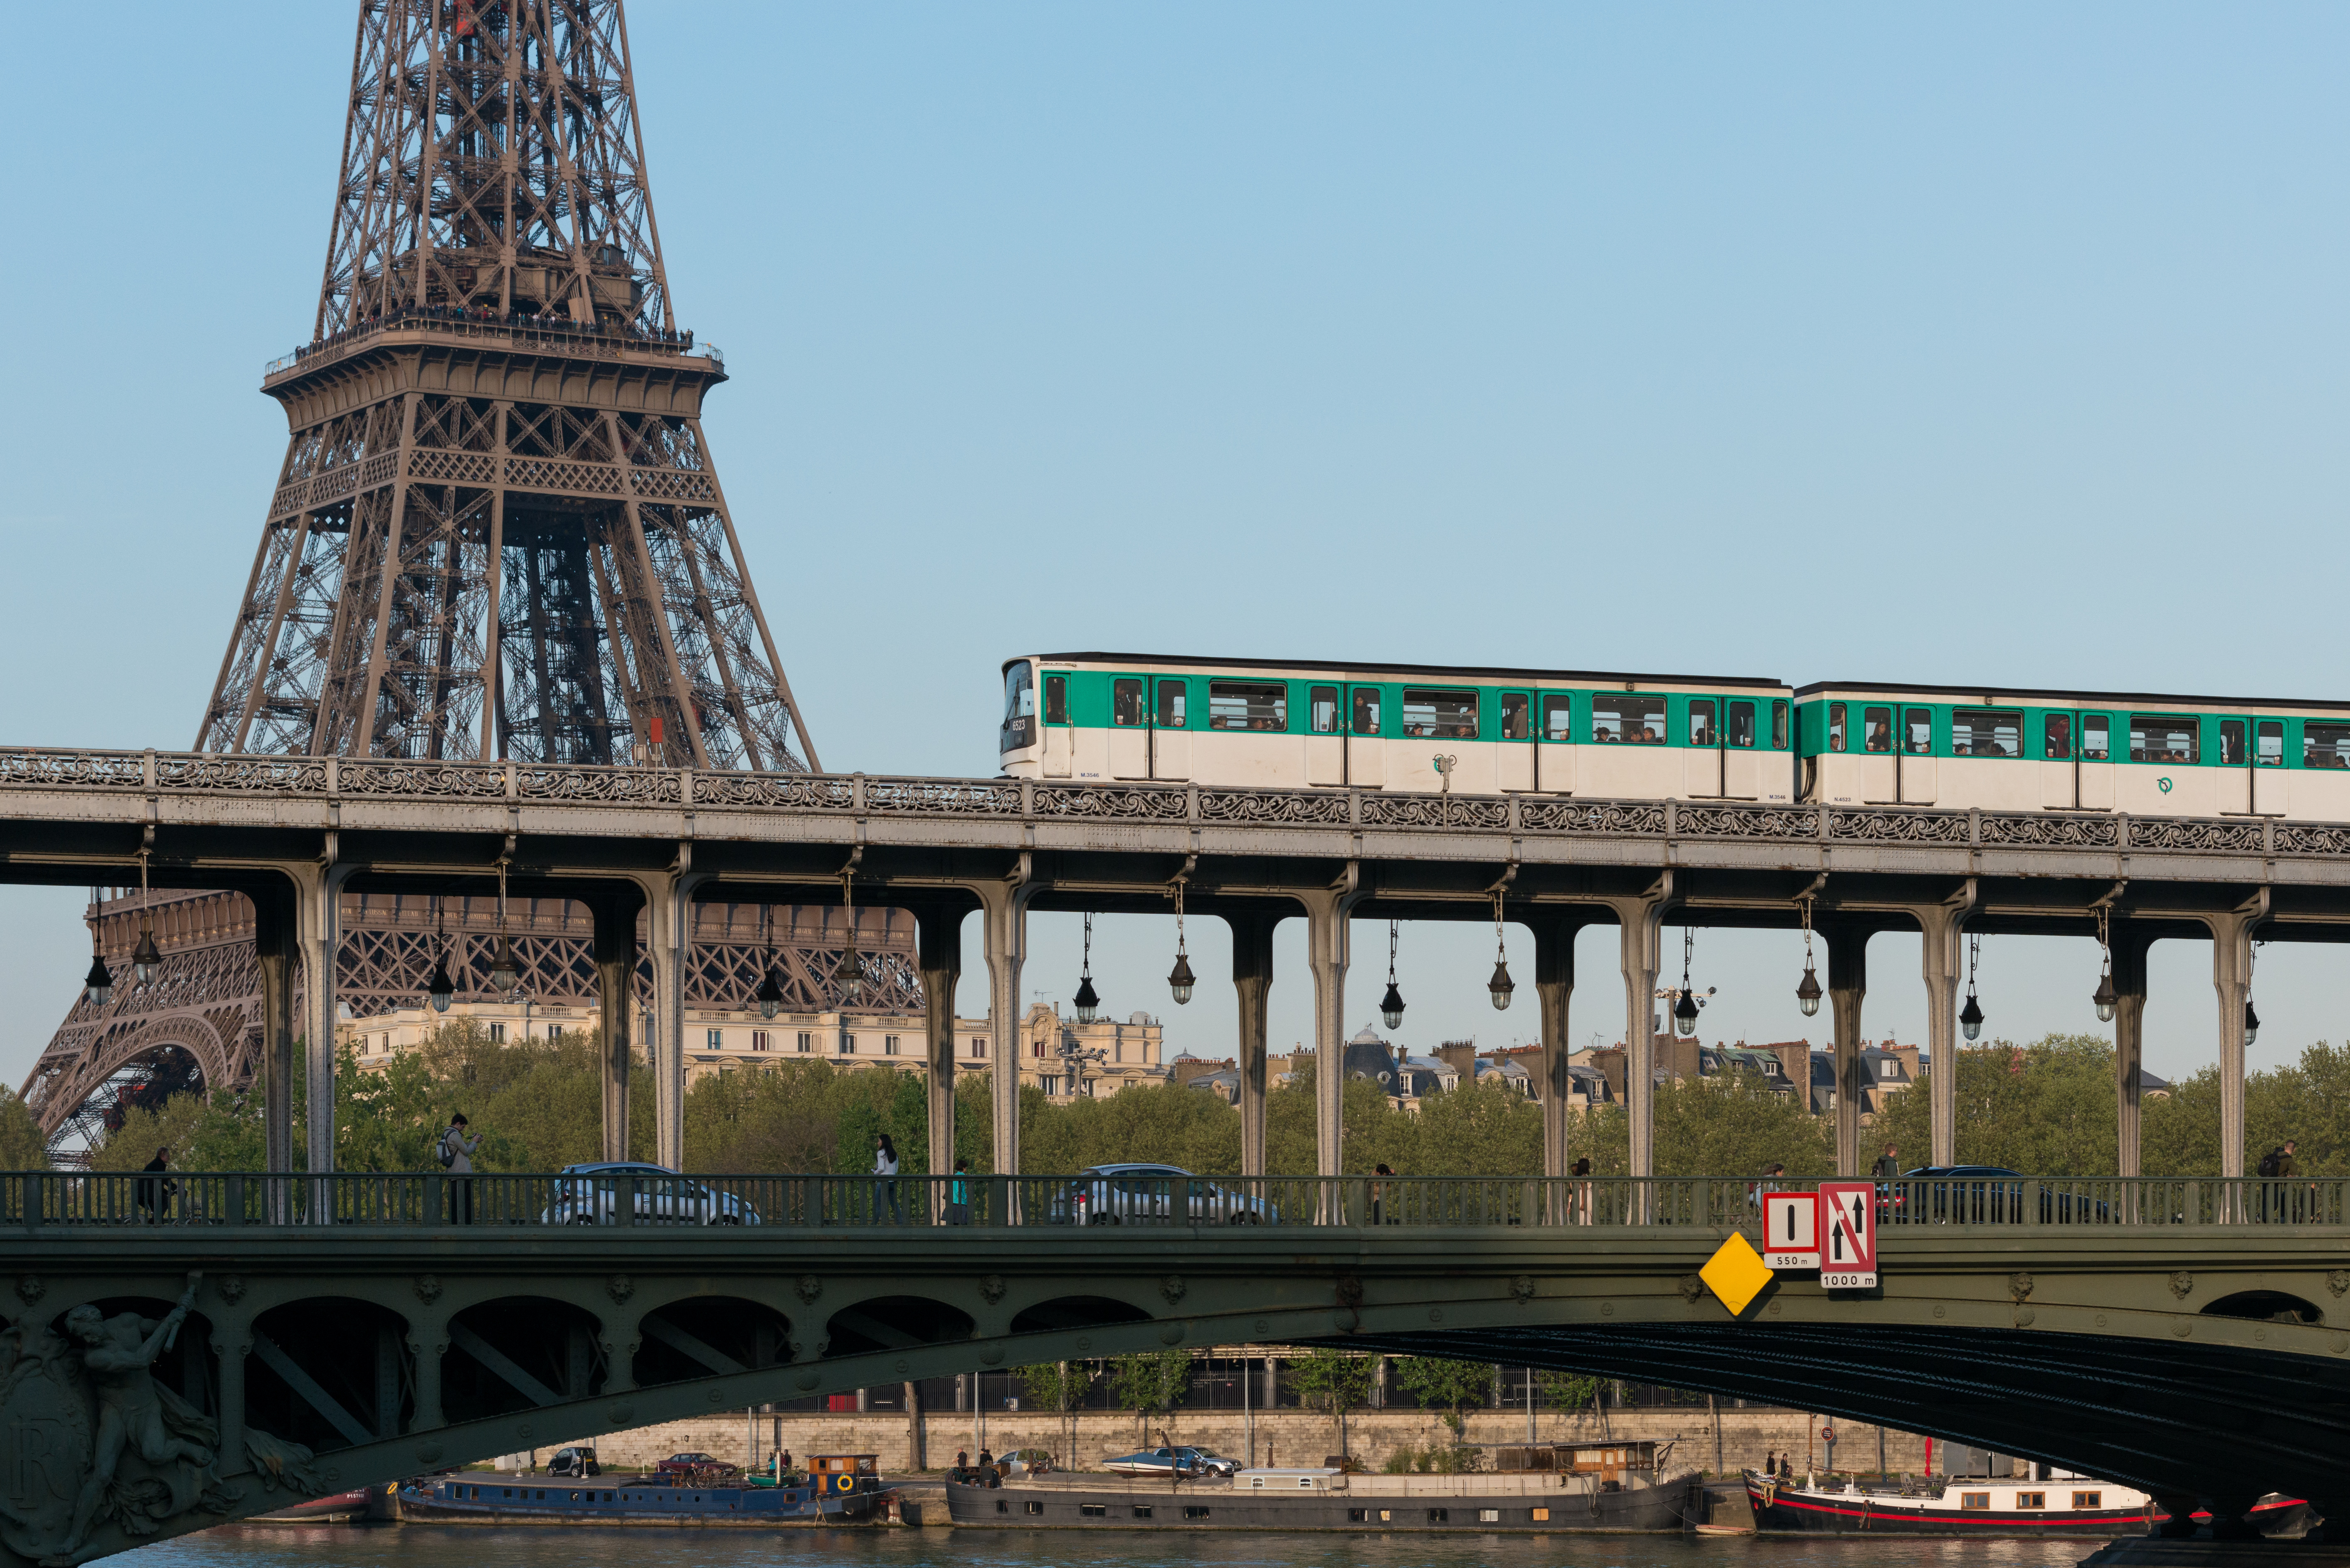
[439,1113,480,1224]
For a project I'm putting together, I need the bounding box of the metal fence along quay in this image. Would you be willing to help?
[10,1171,2347,1232]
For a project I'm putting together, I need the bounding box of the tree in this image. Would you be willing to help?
[0,1088,50,1169]
[1287,1348,1372,1457]
[1108,1348,1194,1446]
[1016,1360,1097,1468]
[1393,1355,1493,1439]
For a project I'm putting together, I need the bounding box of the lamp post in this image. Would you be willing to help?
[1380,920,1406,1030]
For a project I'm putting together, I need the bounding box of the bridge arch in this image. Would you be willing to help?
[2201,1289,2325,1325]
[631,1295,792,1387]
[444,1295,605,1425]
[1008,1295,1155,1336]
[249,1296,409,1453]
[823,1295,974,1360]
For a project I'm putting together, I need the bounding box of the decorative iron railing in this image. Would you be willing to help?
[263,307,710,378]
[6,1172,2340,1231]
[0,745,2340,860]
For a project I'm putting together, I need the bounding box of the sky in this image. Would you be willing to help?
[1,3,2346,1093]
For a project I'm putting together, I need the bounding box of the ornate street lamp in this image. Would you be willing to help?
[1795,895,1821,1017]
[82,886,113,1008]
[1487,890,1514,1011]
[1959,932,1984,1041]
[1167,880,1195,1005]
[426,897,455,1013]
[2091,906,2115,1024]
[753,901,783,1019]
[488,859,521,993]
[1074,913,1100,1024]
[2244,999,2260,1047]
[1672,927,1700,1037]
[835,870,864,1007]
[1379,920,1406,1030]
[130,853,161,986]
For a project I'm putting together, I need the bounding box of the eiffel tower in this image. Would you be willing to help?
[20,0,910,1154]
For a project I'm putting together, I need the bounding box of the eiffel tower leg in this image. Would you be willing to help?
[591,889,646,1162]
[918,908,963,1183]
[254,889,300,1177]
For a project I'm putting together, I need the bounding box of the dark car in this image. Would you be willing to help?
[542,1163,762,1226]
[1052,1164,1278,1226]
[1897,1166,2111,1225]
[547,1445,601,1477]
[654,1451,740,1481]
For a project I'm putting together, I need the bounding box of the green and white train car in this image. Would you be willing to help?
[999,655,1797,800]
[1795,683,2350,819]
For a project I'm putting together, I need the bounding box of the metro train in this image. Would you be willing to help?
[996,653,2350,821]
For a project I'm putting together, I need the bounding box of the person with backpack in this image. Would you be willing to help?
[947,1156,972,1226]
[872,1132,901,1224]
[2259,1140,2303,1222]
[439,1113,480,1224]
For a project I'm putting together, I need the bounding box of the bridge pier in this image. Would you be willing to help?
[295,861,349,1180]
[253,887,299,1177]
[409,1315,448,1430]
[1603,881,1675,1182]
[212,1326,247,1469]
[1915,888,1974,1170]
[1300,876,1367,1182]
[2112,930,2152,1181]
[1825,924,1868,1177]
[1226,912,1276,1179]
[918,907,963,1184]
[592,888,646,1164]
[636,870,702,1170]
[2204,901,2263,1190]
[975,871,1037,1179]
[1533,915,1592,1185]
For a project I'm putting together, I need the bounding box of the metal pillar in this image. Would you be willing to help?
[1916,886,1975,1170]
[918,907,964,1181]
[2206,898,2265,1185]
[1298,874,1367,1180]
[292,862,348,1182]
[1534,917,1593,1182]
[976,867,1037,1178]
[252,887,299,1176]
[634,867,700,1171]
[591,889,646,1164]
[1603,880,1674,1180]
[1226,912,1276,1179]
[2112,932,2152,1180]
[1825,925,1869,1178]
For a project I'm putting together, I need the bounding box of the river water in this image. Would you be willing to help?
[134,1523,2103,1568]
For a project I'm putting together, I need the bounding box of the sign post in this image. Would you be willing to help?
[1818,1182,1878,1289]
[1761,1191,1819,1271]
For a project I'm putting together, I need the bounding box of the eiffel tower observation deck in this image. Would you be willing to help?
[20,0,911,1157]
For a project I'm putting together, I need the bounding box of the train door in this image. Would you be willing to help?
[1305,685,1344,786]
[1108,675,1149,779]
[1856,703,1898,803]
[1898,706,1937,804]
[1536,692,1575,794]
[2078,712,2116,808]
[1497,691,1535,791]
[2216,719,2251,814]
[1348,686,1385,787]
[2040,712,2077,808]
[1150,678,1191,780]
[2253,719,2290,814]
[1040,673,1073,777]
[1684,698,1723,797]
[1722,697,1762,799]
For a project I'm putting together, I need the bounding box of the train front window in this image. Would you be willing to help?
[1828,703,1847,752]
[1771,700,1788,749]
[1904,708,1933,755]
[1113,679,1144,726]
[1727,701,1756,748]
[1543,695,1574,741]
[1208,682,1287,732]
[1950,710,2019,758]
[999,662,1035,752]
[1501,693,1531,740]
[2129,715,2199,764]
[1043,675,1068,726]
[2044,714,2072,760]
[1593,695,1666,744]
[2304,723,2350,769]
[1402,689,1477,739]
[1309,687,1339,735]
[1862,707,1892,754]
[2082,715,2110,760]
[1688,700,1715,747]
[1352,689,1382,735]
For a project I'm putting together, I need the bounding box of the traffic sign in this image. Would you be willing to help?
[1818,1182,1878,1288]
[1761,1192,1819,1270]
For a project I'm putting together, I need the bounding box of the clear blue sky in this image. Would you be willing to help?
[2,3,2345,1096]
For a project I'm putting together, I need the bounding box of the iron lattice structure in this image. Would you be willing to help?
[198,0,815,769]
[25,0,901,1157]
[27,892,921,1155]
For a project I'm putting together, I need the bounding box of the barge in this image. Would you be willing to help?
[398,1453,893,1527]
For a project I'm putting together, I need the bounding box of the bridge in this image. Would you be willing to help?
[2,1170,2346,1565]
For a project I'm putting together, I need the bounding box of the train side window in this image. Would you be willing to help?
[2258,719,2286,766]
[1542,695,1574,742]
[1904,707,1933,755]
[1309,686,1339,735]
[2082,715,2110,760]
[1727,700,1756,748]
[1950,710,2020,759]
[1352,689,1382,735]
[1112,679,1144,726]
[2303,723,2350,769]
[2044,714,2072,760]
[1862,707,1892,754]
[1771,700,1788,749]
[1207,681,1287,732]
[1501,692,1531,740]
[2218,720,2246,765]
[1689,699,1715,747]
[1156,682,1187,729]
[1592,695,1666,745]
[1828,702,1847,753]
[2128,714,2199,764]
[1043,675,1067,725]
[1401,688,1477,739]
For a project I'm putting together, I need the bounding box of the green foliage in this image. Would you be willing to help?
[1015,1360,1097,1413]
[1392,1355,1493,1437]
[1535,1367,1603,1412]
[1107,1348,1193,1419]
[1382,1440,1479,1473]
[1869,1034,2117,1177]
[1288,1348,1372,1416]
[1657,1071,1833,1178]
[1022,1081,1241,1174]
[0,1088,53,1169]
[685,1058,925,1174]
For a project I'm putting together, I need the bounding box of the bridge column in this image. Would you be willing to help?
[1825,925,1869,1177]
[1298,875,1368,1183]
[974,871,1038,1179]
[634,867,703,1171]
[1601,881,1674,1182]
[917,907,963,1182]
[2112,931,2152,1181]
[291,861,351,1183]
[1915,888,1974,1170]
[1226,912,1276,1179]
[590,888,646,1164]
[1534,915,1594,1184]
[211,1329,248,1470]
[252,888,299,1179]
[2206,904,2262,1192]
[408,1315,449,1432]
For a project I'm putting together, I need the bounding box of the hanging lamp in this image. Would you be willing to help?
[488,859,521,993]
[1486,889,1515,1011]
[82,884,114,1007]
[130,852,161,986]
[1379,919,1406,1030]
[1167,880,1196,1004]
[1074,913,1101,1024]
[1958,932,1984,1041]
[1795,896,1822,1017]
[426,896,455,1013]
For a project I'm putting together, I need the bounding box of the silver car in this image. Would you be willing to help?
[542,1162,761,1226]
[1061,1164,1278,1226]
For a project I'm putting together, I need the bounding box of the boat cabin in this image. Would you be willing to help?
[810,1454,879,1477]
[1496,1442,1659,1484]
[1240,1468,1344,1492]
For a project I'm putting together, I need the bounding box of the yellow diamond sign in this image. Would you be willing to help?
[1699,1232,1775,1315]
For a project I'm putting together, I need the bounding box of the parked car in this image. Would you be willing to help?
[546,1445,601,1478]
[654,1452,741,1481]
[1103,1445,1239,1478]
[541,1163,762,1226]
[1053,1164,1280,1226]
